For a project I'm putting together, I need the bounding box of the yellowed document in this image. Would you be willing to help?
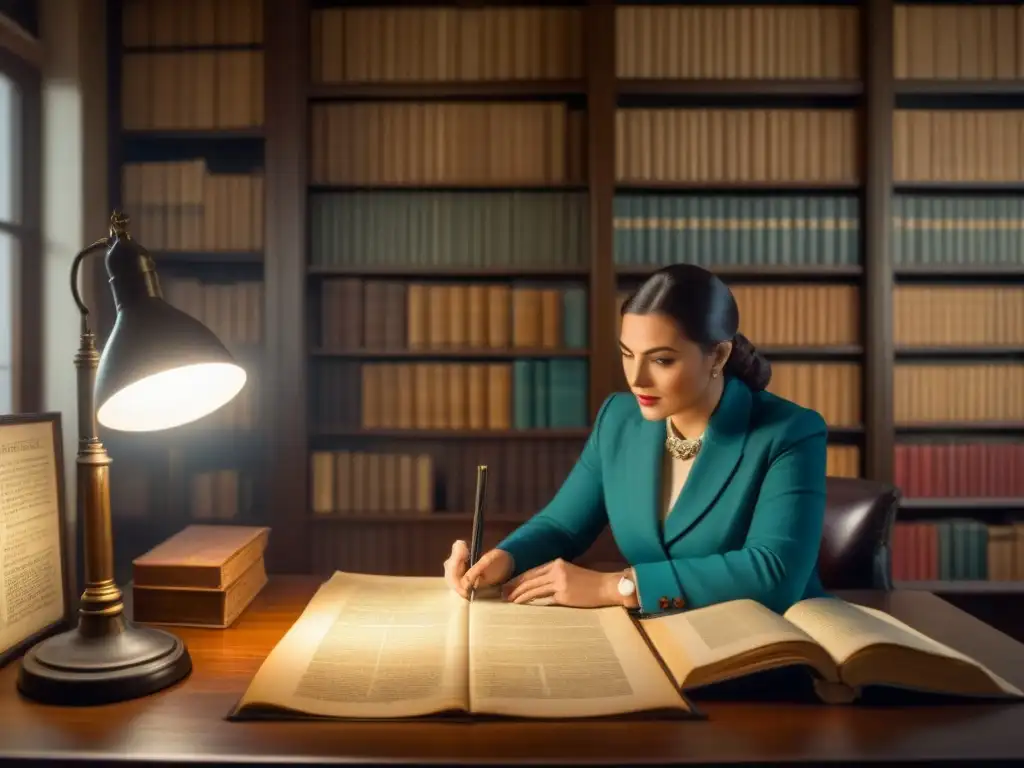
[469,597,689,718]
[235,572,468,718]
[0,420,65,657]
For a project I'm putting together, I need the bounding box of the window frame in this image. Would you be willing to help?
[0,40,41,414]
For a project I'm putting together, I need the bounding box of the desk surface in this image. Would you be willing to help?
[2,576,1024,766]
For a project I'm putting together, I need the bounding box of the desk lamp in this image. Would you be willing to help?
[16,211,247,705]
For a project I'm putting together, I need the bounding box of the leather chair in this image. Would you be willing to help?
[818,476,901,592]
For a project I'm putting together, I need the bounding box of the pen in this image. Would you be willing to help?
[468,464,488,601]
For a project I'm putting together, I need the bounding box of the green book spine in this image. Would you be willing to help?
[512,360,534,430]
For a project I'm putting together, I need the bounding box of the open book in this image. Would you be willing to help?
[230,572,1022,721]
[638,595,1024,703]
[228,572,698,721]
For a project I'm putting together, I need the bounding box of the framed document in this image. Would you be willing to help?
[0,413,72,668]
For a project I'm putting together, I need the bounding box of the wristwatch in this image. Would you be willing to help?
[617,573,636,598]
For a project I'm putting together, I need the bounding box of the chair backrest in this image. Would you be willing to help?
[818,476,901,591]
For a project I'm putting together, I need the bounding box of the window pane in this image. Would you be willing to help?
[0,230,14,412]
[0,70,20,225]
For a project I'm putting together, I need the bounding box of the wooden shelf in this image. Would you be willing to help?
[896,79,1024,96]
[308,265,589,278]
[900,497,1024,511]
[309,182,587,192]
[312,348,590,359]
[615,180,860,191]
[152,250,263,264]
[894,264,1024,279]
[121,128,264,140]
[312,428,590,439]
[893,181,1024,192]
[310,79,586,99]
[617,265,863,279]
[758,345,863,358]
[618,78,863,97]
[896,580,1024,594]
[896,346,1024,359]
[896,422,1024,434]
[123,43,264,53]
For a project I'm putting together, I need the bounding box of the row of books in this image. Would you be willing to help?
[121,0,264,47]
[616,5,859,81]
[892,196,1024,268]
[894,111,1024,184]
[309,192,589,270]
[122,161,264,253]
[310,103,586,187]
[310,451,435,516]
[121,51,264,132]
[306,105,1024,186]
[319,279,588,353]
[188,470,251,521]
[613,195,859,269]
[308,444,864,520]
[311,6,585,83]
[893,520,1023,583]
[309,360,1024,433]
[162,277,263,348]
[309,442,585,520]
[616,109,857,185]
[311,360,589,432]
[895,443,1024,499]
[893,4,1024,81]
[894,365,1024,425]
[894,287,1024,347]
[305,191,1024,273]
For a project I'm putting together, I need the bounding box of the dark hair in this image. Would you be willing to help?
[620,264,772,391]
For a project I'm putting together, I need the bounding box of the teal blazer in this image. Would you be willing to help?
[496,376,830,615]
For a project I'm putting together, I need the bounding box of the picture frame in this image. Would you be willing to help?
[0,412,73,669]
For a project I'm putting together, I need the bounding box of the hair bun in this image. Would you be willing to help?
[725,332,772,391]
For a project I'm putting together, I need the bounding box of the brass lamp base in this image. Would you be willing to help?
[17,614,191,706]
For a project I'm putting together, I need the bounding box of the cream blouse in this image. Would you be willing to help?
[661,419,698,523]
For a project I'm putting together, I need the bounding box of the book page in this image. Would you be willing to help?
[638,598,838,688]
[0,420,66,657]
[235,572,469,718]
[467,597,692,718]
[785,597,1023,696]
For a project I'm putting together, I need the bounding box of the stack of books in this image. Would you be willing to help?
[130,525,270,628]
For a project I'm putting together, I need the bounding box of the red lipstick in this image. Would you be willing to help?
[636,394,660,407]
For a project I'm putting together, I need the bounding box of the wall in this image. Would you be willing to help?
[39,0,107,593]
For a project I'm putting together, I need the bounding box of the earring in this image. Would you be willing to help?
[712,370,719,379]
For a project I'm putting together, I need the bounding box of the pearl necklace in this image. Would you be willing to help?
[665,420,704,461]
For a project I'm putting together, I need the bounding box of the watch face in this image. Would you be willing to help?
[617,577,635,596]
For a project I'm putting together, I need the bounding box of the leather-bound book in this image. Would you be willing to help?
[130,525,270,628]
[132,558,268,629]
[132,524,269,589]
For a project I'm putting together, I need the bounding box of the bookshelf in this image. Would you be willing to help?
[104,0,269,581]
[884,0,1024,605]
[101,0,1024,605]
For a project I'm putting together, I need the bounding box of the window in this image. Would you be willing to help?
[0,41,39,414]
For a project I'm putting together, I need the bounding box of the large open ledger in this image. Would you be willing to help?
[230,572,1023,721]
[229,572,696,720]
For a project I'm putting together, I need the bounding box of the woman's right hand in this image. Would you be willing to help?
[444,540,514,599]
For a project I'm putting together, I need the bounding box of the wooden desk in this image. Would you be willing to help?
[2,576,1024,766]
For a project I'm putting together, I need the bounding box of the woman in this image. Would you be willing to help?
[444,263,830,615]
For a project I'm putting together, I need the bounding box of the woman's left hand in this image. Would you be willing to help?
[501,558,620,608]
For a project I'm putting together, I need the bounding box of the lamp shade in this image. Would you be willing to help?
[95,299,247,432]
[92,216,247,432]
